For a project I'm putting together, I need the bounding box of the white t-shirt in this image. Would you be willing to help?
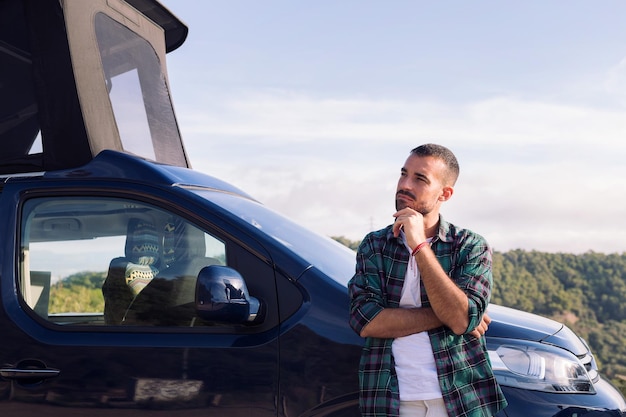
[391,233,442,401]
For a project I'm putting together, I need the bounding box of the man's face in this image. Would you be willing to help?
[395,154,449,215]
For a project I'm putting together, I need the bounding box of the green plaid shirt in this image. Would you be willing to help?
[348,216,507,417]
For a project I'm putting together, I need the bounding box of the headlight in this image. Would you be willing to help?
[488,343,595,394]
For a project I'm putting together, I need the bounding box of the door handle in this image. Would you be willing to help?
[0,367,60,381]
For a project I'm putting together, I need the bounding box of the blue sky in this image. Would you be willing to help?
[160,1,626,254]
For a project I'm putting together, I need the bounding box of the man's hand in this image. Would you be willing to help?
[392,208,427,249]
[468,312,491,338]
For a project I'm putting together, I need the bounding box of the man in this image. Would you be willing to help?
[348,144,507,417]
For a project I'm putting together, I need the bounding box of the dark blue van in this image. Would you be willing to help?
[0,1,624,416]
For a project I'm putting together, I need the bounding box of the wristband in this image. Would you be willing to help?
[411,241,429,257]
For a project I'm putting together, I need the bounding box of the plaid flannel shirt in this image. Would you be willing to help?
[348,216,507,417]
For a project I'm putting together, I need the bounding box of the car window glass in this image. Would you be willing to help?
[19,196,226,327]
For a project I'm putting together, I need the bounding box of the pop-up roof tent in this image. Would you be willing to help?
[0,0,189,174]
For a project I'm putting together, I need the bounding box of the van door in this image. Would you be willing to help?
[0,191,279,417]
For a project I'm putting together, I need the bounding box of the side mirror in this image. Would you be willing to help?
[195,265,263,324]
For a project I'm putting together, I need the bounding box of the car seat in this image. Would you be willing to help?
[101,217,161,325]
[124,217,221,326]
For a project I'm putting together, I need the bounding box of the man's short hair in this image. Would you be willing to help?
[410,143,460,185]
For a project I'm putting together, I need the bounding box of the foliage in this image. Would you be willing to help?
[331,236,360,251]
[49,271,106,313]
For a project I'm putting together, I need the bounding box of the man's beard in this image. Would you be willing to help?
[395,190,432,215]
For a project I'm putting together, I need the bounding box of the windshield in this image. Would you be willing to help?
[193,189,356,286]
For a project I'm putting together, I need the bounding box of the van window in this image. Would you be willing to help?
[95,12,185,166]
[19,197,226,327]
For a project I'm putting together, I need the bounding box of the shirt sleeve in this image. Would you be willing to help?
[453,231,493,334]
[347,235,387,336]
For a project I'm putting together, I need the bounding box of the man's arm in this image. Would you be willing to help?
[360,306,490,339]
[393,208,491,336]
[359,306,442,338]
[414,245,471,335]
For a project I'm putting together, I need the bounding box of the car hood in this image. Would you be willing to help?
[487,304,589,357]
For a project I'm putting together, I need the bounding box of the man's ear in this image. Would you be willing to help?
[440,186,454,201]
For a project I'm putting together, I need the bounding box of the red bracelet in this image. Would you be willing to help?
[411,241,429,256]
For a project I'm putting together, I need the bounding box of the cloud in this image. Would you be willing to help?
[178,92,626,254]
[605,57,626,98]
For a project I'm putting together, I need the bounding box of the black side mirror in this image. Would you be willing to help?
[195,265,263,324]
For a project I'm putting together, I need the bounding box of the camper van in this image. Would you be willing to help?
[0,1,624,416]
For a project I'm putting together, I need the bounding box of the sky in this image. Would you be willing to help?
[159,1,626,254]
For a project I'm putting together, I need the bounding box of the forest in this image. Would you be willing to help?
[333,236,626,392]
[49,240,626,392]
